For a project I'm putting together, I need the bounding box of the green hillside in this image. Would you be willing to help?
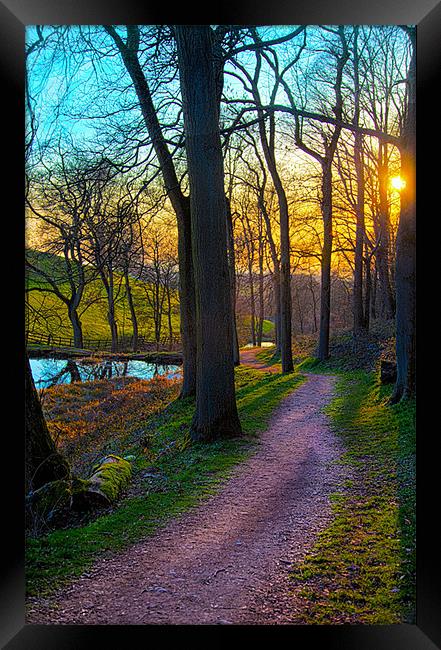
[26,249,180,343]
[26,249,275,347]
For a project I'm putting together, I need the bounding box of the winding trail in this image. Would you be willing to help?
[239,346,282,373]
[27,350,345,625]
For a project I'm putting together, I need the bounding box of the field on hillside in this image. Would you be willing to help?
[26,249,181,343]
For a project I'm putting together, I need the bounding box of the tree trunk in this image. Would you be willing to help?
[106,27,197,397]
[295,284,304,334]
[106,273,118,353]
[318,162,333,361]
[353,134,366,335]
[308,274,318,333]
[177,195,197,396]
[391,28,416,403]
[124,270,138,351]
[25,354,70,492]
[352,26,367,336]
[259,189,281,352]
[248,255,257,346]
[68,304,83,349]
[226,198,240,365]
[166,285,174,347]
[257,240,264,346]
[273,270,281,353]
[267,176,292,371]
[153,278,162,346]
[363,249,372,331]
[376,143,396,319]
[256,109,293,371]
[175,25,242,441]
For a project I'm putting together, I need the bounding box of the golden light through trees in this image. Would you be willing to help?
[25,25,412,364]
[390,176,406,191]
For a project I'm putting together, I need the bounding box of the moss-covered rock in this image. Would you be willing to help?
[26,456,133,531]
[89,454,132,501]
[70,476,101,510]
[72,455,132,509]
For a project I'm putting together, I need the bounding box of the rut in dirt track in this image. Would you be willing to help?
[27,372,346,625]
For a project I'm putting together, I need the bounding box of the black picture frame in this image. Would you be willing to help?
[2,0,437,646]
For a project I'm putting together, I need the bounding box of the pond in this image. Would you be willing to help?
[30,357,182,389]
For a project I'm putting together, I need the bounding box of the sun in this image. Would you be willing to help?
[390,176,406,191]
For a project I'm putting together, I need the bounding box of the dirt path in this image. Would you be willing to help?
[239,346,279,372]
[27,361,346,625]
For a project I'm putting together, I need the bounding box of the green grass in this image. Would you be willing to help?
[254,345,281,366]
[26,365,305,600]
[241,317,274,337]
[288,367,416,624]
[26,248,180,341]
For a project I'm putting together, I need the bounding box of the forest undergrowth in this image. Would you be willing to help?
[27,325,415,626]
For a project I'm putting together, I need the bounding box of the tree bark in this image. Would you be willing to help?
[25,354,70,492]
[376,142,396,319]
[352,27,367,335]
[68,302,84,349]
[175,25,242,440]
[242,214,257,346]
[177,195,197,396]
[101,269,118,352]
[257,115,293,371]
[353,132,366,335]
[226,198,240,365]
[259,191,281,352]
[371,264,378,321]
[273,271,281,352]
[257,236,265,346]
[166,285,174,347]
[318,161,333,361]
[390,28,416,403]
[363,248,372,330]
[124,270,139,352]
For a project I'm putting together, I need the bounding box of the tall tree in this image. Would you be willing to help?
[281,27,349,360]
[80,160,126,353]
[174,25,242,441]
[232,48,297,371]
[241,131,281,352]
[390,26,416,403]
[352,26,367,335]
[104,25,197,397]
[361,27,403,320]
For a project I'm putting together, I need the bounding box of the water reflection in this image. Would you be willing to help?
[30,357,181,388]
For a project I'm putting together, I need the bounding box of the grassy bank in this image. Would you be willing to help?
[26,365,305,600]
[289,359,416,624]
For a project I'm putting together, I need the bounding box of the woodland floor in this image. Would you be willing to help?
[26,349,349,625]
